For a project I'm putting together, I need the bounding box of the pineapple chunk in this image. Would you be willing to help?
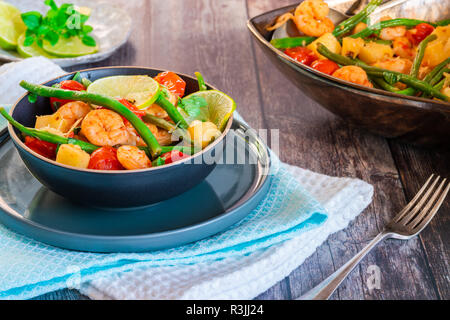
[56,144,90,169]
[352,22,367,35]
[422,26,450,68]
[188,120,221,149]
[35,115,53,129]
[341,37,365,59]
[358,42,394,64]
[307,33,341,59]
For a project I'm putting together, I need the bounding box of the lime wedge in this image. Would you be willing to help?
[0,1,26,50]
[186,90,236,130]
[17,33,56,58]
[42,36,98,57]
[87,75,160,109]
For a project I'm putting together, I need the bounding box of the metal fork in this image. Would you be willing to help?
[298,174,450,300]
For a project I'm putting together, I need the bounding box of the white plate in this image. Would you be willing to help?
[0,0,132,67]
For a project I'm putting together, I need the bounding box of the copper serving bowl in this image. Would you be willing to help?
[248,0,450,148]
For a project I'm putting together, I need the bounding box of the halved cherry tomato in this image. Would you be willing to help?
[49,80,86,112]
[154,71,186,98]
[160,150,190,164]
[311,59,340,75]
[406,23,435,45]
[284,47,318,66]
[24,136,58,159]
[88,146,124,170]
[117,98,146,119]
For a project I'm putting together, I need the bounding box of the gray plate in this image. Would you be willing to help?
[0,0,132,67]
[0,119,272,252]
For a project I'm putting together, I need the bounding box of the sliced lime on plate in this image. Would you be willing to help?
[87,75,160,109]
[0,1,26,50]
[42,36,98,57]
[17,33,56,58]
[185,90,236,130]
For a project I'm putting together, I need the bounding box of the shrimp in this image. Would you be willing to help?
[392,36,416,60]
[373,57,412,74]
[80,109,130,146]
[52,101,91,129]
[266,0,334,37]
[116,145,151,170]
[378,16,406,40]
[125,122,173,146]
[332,66,373,88]
[293,0,334,37]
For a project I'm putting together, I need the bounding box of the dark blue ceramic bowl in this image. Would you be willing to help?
[8,67,233,208]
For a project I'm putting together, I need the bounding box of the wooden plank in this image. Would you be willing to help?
[246,0,440,299]
[389,141,450,299]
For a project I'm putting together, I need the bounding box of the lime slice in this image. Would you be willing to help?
[186,90,236,130]
[87,75,160,109]
[17,33,56,58]
[0,1,26,50]
[42,36,98,57]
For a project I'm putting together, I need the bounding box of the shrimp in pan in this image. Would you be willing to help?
[267,0,334,37]
[81,109,130,146]
[332,66,374,88]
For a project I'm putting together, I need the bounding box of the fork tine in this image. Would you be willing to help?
[394,175,439,224]
[409,178,447,228]
[411,180,450,233]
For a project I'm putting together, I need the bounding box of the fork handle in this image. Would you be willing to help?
[297,230,391,300]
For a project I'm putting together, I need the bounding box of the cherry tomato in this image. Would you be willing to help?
[49,80,86,112]
[160,150,190,164]
[154,71,186,98]
[406,23,435,45]
[117,98,146,119]
[88,146,124,170]
[310,59,340,75]
[284,47,318,66]
[24,136,58,159]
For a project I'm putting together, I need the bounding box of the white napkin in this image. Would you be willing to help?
[0,57,373,300]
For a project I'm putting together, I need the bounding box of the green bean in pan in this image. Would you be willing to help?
[371,77,416,96]
[423,57,450,83]
[350,19,434,39]
[19,81,163,157]
[270,36,316,49]
[332,0,382,38]
[410,34,437,78]
[316,44,449,101]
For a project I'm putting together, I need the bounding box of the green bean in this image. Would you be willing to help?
[370,77,415,96]
[72,72,82,83]
[410,34,437,78]
[195,72,207,91]
[429,68,450,86]
[423,57,450,83]
[350,19,433,39]
[154,95,189,129]
[332,0,382,38]
[436,19,450,26]
[433,78,446,91]
[316,43,448,101]
[19,81,163,157]
[0,107,99,154]
[160,145,197,155]
[270,36,316,49]
[142,113,191,143]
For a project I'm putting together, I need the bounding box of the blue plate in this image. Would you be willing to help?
[0,119,272,252]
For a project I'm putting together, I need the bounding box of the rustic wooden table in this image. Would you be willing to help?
[33,0,448,300]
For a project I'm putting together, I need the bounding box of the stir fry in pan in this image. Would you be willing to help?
[268,0,450,102]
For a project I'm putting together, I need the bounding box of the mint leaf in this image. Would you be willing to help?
[45,31,59,46]
[179,96,209,122]
[44,0,58,11]
[23,35,35,46]
[81,35,96,47]
[21,12,42,30]
[82,25,93,34]
[28,93,37,104]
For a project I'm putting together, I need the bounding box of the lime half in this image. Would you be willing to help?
[17,33,56,58]
[0,1,26,50]
[42,36,98,57]
[87,75,160,109]
[186,90,236,130]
